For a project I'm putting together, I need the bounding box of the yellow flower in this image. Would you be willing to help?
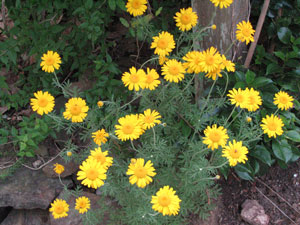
[88,147,113,169]
[222,140,248,167]
[75,196,91,214]
[126,158,156,188]
[210,0,233,9]
[227,88,248,108]
[49,199,69,219]
[161,59,186,83]
[30,91,55,115]
[261,114,284,138]
[77,158,107,189]
[122,67,146,91]
[67,151,72,157]
[115,114,144,141]
[205,65,223,80]
[159,56,169,65]
[203,124,229,150]
[126,0,147,17]
[145,68,161,90]
[244,88,262,112]
[150,31,175,57]
[199,47,222,73]
[151,186,181,216]
[92,129,109,145]
[246,116,252,123]
[97,101,104,108]
[53,163,64,175]
[273,91,294,110]
[139,109,161,130]
[174,7,198,32]
[182,51,204,74]
[63,97,89,123]
[221,55,235,72]
[236,21,255,44]
[40,51,61,73]
[211,24,217,30]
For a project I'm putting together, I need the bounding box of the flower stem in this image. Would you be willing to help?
[140,57,159,69]
[199,78,217,118]
[226,108,243,128]
[224,106,236,126]
[152,127,156,146]
[130,140,138,152]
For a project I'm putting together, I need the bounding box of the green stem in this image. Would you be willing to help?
[199,78,217,118]
[226,108,243,128]
[274,108,280,115]
[221,72,229,98]
[53,71,72,97]
[152,127,156,147]
[130,140,138,152]
[224,40,237,56]
[203,160,228,170]
[140,57,159,69]
[224,106,236,126]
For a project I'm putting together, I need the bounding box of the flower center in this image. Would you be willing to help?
[158,195,171,207]
[79,201,86,208]
[209,131,221,142]
[94,153,106,164]
[205,56,215,65]
[134,167,147,178]
[267,121,277,131]
[235,94,244,103]
[131,0,141,9]
[86,168,99,180]
[157,39,168,49]
[54,205,64,214]
[45,57,55,66]
[248,96,256,105]
[181,14,191,25]
[122,124,134,134]
[169,66,179,75]
[70,104,81,116]
[130,74,140,83]
[242,28,251,37]
[146,75,154,84]
[144,115,154,123]
[279,96,288,104]
[229,149,240,159]
[38,97,48,107]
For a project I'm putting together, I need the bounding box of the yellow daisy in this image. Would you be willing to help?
[30,91,55,115]
[261,114,284,138]
[205,65,223,80]
[182,51,204,74]
[88,147,113,169]
[203,124,229,150]
[115,114,144,141]
[227,88,248,108]
[151,186,181,216]
[221,55,235,72]
[122,66,146,91]
[159,56,169,65]
[236,21,255,45]
[174,7,198,32]
[145,68,161,90]
[92,129,109,145]
[244,88,262,112]
[222,140,248,167]
[199,47,222,73]
[63,97,89,123]
[49,199,69,219]
[150,31,175,57]
[161,59,186,83]
[126,158,156,188]
[53,163,64,175]
[273,91,294,110]
[97,101,104,108]
[126,0,147,17]
[40,50,61,73]
[139,109,161,130]
[210,0,233,9]
[75,196,91,214]
[77,158,107,189]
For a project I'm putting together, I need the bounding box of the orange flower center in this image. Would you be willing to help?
[86,168,99,180]
[94,153,106,164]
[134,167,147,178]
[38,97,48,107]
[235,94,244,103]
[131,0,141,9]
[146,75,154,84]
[144,115,154,123]
[45,57,55,66]
[122,124,134,134]
[54,205,64,214]
[169,66,179,75]
[70,104,81,116]
[157,39,168,49]
[79,201,86,208]
[209,131,221,142]
[130,74,140,83]
[267,121,277,131]
[181,14,191,25]
[158,195,171,207]
[279,96,288,104]
[229,149,240,159]
[205,55,215,65]
[242,28,251,37]
[248,95,256,105]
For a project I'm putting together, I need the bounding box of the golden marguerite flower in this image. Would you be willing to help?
[126,158,156,188]
[150,31,175,57]
[151,185,181,216]
[161,59,186,83]
[97,101,104,108]
[205,65,223,80]
[88,147,113,169]
[221,55,235,72]
[115,114,144,141]
[246,116,252,123]
[145,68,161,90]
[159,56,169,65]
[126,0,147,17]
[182,51,204,74]
[174,7,198,32]
[227,88,248,108]
[63,97,89,123]
[53,163,64,175]
[210,0,233,9]
[30,91,55,115]
[67,151,72,157]
[139,109,161,130]
[222,140,249,167]
[203,124,229,150]
[92,129,109,145]
[236,21,255,45]
[75,196,91,214]
[199,47,222,73]
[273,91,294,110]
[49,199,69,219]
[261,114,284,138]
[244,88,262,112]
[122,66,146,91]
[77,158,107,189]
[40,51,61,73]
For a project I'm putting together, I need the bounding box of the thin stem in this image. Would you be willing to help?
[274,108,280,115]
[130,140,138,152]
[226,108,243,128]
[224,40,237,56]
[199,78,218,118]
[224,106,236,126]
[221,72,229,98]
[152,127,156,146]
[140,57,159,69]
[203,160,228,170]
[53,71,72,97]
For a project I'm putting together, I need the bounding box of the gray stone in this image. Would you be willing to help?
[42,158,78,178]
[1,209,50,225]
[241,199,270,225]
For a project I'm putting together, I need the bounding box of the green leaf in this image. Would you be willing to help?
[108,0,116,11]
[272,139,293,163]
[250,145,272,166]
[116,0,126,10]
[234,81,246,89]
[155,7,163,16]
[252,77,273,88]
[0,76,8,89]
[277,27,292,44]
[235,71,245,82]
[246,70,256,84]
[274,51,285,61]
[20,142,27,151]
[119,18,129,28]
[234,169,253,180]
[284,130,300,142]
[85,0,93,9]
[266,63,281,75]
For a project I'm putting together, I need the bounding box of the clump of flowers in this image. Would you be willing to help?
[261,114,284,138]
[63,97,89,123]
[236,21,255,44]
[30,91,55,115]
[174,7,198,32]
[244,88,262,112]
[49,199,69,219]
[227,88,248,109]
[122,67,146,91]
[144,68,161,90]
[88,147,113,169]
[222,140,249,167]
[40,50,61,73]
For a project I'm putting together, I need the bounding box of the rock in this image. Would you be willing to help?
[241,199,270,225]
[1,209,50,225]
[42,158,78,178]
[0,207,12,223]
[0,168,72,209]
[35,144,49,157]
[50,191,110,225]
